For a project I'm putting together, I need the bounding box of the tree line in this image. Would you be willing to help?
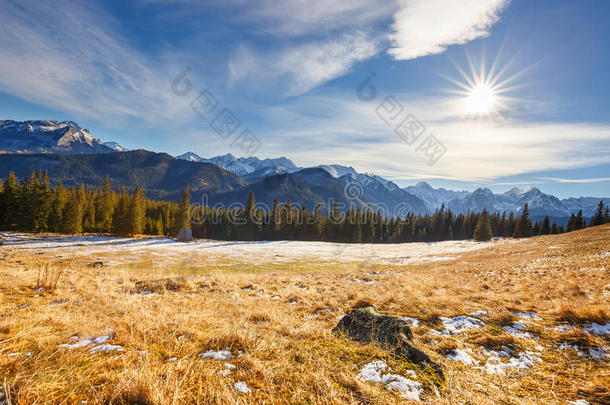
[0,171,189,236]
[1,171,608,242]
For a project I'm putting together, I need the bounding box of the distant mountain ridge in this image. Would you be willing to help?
[0,120,608,222]
[0,120,127,154]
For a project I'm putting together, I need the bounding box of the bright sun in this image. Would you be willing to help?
[463,83,496,114]
[443,49,531,119]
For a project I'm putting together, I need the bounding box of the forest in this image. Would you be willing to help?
[1,170,608,242]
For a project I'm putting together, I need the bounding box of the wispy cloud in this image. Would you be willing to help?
[0,0,194,125]
[240,90,610,182]
[388,0,510,60]
[228,32,381,97]
[537,177,610,183]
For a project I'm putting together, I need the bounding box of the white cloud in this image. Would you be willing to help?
[0,0,193,125]
[228,32,381,96]
[388,0,510,60]
[233,0,397,38]
[537,177,610,184]
[242,91,610,182]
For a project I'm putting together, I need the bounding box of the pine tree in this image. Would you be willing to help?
[113,186,129,235]
[98,176,114,232]
[590,201,605,227]
[48,181,67,232]
[126,186,146,235]
[604,207,610,224]
[515,203,532,238]
[541,216,551,235]
[61,186,85,234]
[575,210,585,230]
[2,172,22,230]
[473,209,492,241]
[177,185,191,230]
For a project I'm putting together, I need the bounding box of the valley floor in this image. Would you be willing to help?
[0,226,609,404]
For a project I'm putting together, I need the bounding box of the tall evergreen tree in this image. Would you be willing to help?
[541,216,551,235]
[177,185,191,230]
[126,186,146,235]
[473,209,492,241]
[2,172,22,230]
[515,203,532,238]
[590,201,605,227]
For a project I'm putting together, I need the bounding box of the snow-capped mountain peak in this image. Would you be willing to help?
[0,120,125,154]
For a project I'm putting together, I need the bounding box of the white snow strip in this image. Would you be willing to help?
[512,311,542,321]
[357,360,422,401]
[554,324,576,332]
[234,381,252,393]
[480,348,541,375]
[470,310,488,317]
[503,322,533,338]
[200,349,233,360]
[446,349,478,365]
[583,322,610,336]
[89,344,125,353]
[588,348,609,361]
[1,233,507,266]
[569,401,590,405]
[58,335,111,349]
[439,316,485,335]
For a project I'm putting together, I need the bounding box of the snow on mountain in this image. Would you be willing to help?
[103,142,128,152]
[0,120,125,154]
[404,181,470,211]
[562,197,610,217]
[175,151,204,162]
[176,152,298,178]
[313,164,357,178]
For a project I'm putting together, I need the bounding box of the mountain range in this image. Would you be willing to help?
[0,120,126,154]
[1,120,608,223]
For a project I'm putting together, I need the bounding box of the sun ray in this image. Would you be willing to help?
[443,47,536,118]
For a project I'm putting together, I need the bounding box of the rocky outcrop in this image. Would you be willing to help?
[334,306,443,379]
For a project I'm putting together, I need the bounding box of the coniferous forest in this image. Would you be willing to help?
[1,170,608,242]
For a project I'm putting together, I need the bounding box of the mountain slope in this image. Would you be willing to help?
[404,182,470,211]
[0,150,246,200]
[0,120,125,154]
[176,152,298,178]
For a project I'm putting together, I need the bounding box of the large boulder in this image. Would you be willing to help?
[334,306,443,379]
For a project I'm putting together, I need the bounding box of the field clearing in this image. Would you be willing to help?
[0,226,609,404]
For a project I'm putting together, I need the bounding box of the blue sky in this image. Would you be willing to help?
[1,0,609,198]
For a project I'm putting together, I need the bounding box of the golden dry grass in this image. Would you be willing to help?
[0,225,609,404]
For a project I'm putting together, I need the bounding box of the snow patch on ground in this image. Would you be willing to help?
[583,322,610,336]
[357,360,422,401]
[200,349,233,360]
[1,233,506,266]
[512,311,542,321]
[480,346,541,375]
[503,321,533,338]
[58,335,124,353]
[234,381,252,393]
[89,344,125,353]
[439,316,485,335]
[554,324,576,332]
[569,400,590,405]
[446,349,478,365]
[470,310,488,317]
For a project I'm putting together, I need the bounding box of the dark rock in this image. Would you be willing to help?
[333,306,443,379]
[88,261,104,268]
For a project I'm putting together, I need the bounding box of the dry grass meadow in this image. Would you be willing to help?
[0,225,609,404]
